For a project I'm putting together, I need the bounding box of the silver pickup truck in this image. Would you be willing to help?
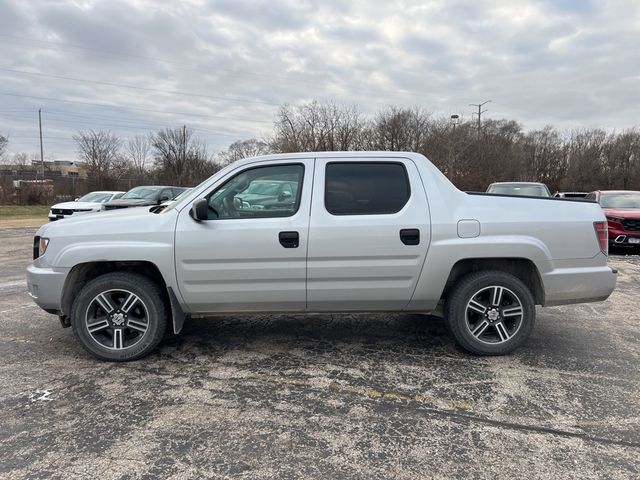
[27,152,617,361]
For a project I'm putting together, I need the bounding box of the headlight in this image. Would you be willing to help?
[33,236,50,259]
[606,216,624,223]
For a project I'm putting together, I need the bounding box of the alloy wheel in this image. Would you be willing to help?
[465,285,524,344]
[84,289,150,350]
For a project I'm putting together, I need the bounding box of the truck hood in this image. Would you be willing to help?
[603,208,640,219]
[36,206,175,238]
[51,201,103,210]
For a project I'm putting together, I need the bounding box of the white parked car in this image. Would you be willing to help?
[48,191,125,221]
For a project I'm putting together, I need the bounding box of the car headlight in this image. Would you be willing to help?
[606,216,624,223]
[33,236,50,259]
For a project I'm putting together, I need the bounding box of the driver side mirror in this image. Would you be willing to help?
[191,198,209,222]
[279,190,292,202]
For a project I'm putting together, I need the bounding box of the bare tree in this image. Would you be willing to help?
[3,152,30,167]
[273,101,363,152]
[73,130,122,189]
[370,107,431,152]
[151,126,215,185]
[0,134,7,159]
[124,135,151,176]
[217,138,272,166]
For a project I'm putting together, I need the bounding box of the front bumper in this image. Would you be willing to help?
[26,263,70,312]
[608,232,640,246]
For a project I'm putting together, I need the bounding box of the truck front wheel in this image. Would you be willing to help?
[70,272,168,361]
[445,270,535,355]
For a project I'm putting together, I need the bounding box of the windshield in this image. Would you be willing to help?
[121,187,160,199]
[77,192,113,203]
[600,193,640,208]
[487,185,550,197]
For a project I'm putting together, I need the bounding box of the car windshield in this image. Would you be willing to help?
[77,192,112,203]
[121,187,160,199]
[488,185,550,197]
[600,193,640,208]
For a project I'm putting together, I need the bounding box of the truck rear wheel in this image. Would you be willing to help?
[70,272,168,361]
[444,270,535,355]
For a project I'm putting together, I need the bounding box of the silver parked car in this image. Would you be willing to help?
[28,152,616,361]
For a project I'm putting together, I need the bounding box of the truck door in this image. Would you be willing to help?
[174,159,313,313]
[307,157,431,311]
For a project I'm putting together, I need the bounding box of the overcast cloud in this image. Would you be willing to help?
[1,0,639,159]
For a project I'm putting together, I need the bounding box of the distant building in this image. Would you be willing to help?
[0,160,87,178]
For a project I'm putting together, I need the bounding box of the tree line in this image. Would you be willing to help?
[2,101,639,193]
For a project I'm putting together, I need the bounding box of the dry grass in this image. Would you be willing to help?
[0,205,49,229]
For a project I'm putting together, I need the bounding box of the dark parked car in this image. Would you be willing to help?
[103,186,187,210]
[586,190,640,248]
[553,191,588,198]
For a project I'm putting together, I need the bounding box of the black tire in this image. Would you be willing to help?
[444,270,535,355]
[70,272,168,361]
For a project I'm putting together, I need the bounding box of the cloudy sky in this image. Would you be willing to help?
[1,0,639,160]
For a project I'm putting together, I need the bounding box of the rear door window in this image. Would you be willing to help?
[324,162,410,215]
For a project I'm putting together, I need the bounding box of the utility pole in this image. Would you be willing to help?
[469,100,491,134]
[38,109,44,180]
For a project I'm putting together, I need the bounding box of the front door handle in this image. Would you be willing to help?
[400,229,420,245]
[279,231,299,248]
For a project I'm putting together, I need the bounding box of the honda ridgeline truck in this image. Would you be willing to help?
[27,152,617,361]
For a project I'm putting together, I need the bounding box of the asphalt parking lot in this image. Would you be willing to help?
[1,226,639,479]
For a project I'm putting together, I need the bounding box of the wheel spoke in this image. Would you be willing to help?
[468,299,487,314]
[491,287,504,306]
[471,320,490,338]
[95,293,115,314]
[121,293,140,313]
[502,306,523,317]
[113,329,124,349]
[87,319,110,333]
[495,322,511,342]
[127,319,148,333]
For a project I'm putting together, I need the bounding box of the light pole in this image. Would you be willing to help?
[448,114,460,177]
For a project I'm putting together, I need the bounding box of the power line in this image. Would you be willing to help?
[0,67,283,106]
[0,111,247,137]
[0,91,274,124]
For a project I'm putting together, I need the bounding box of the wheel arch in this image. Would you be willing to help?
[61,261,169,317]
[442,257,545,305]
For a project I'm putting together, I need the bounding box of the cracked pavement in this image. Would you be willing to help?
[0,226,639,479]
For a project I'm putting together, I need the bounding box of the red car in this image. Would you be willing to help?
[586,190,640,247]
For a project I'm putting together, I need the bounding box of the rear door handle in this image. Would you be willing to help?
[279,231,299,248]
[400,229,420,245]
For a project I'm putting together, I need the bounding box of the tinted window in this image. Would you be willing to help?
[325,162,410,215]
[207,164,304,219]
